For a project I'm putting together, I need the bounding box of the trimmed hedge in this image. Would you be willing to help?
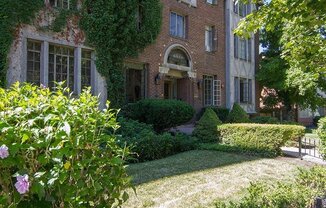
[120,99,195,132]
[226,103,250,123]
[193,108,222,143]
[219,124,305,156]
[317,117,326,160]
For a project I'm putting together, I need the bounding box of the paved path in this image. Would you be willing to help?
[282,146,326,165]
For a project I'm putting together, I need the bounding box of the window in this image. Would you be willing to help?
[206,0,217,5]
[234,77,239,103]
[233,0,238,14]
[234,35,252,61]
[203,75,221,106]
[170,12,186,38]
[136,4,143,30]
[239,38,247,60]
[168,49,189,67]
[81,50,92,88]
[234,77,252,104]
[234,1,251,17]
[126,68,146,103]
[234,35,238,58]
[205,26,215,52]
[27,41,41,85]
[49,45,74,90]
[50,0,70,9]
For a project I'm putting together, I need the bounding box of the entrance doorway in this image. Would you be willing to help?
[164,79,177,99]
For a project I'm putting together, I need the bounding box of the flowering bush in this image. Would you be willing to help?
[0,83,131,207]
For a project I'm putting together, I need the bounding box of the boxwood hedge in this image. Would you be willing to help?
[218,124,305,156]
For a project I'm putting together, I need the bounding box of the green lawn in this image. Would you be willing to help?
[123,150,313,208]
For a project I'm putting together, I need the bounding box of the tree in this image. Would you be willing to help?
[236,0,326,110]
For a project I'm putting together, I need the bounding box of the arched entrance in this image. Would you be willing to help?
[160,44,196,101]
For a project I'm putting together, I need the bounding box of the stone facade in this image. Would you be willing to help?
[225,0,258,113]
[6,6,107,108]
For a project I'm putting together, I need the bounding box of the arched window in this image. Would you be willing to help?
[167,49,190,67]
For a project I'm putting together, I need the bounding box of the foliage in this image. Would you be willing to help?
[257,27,301,113]
[218,124,305,156]
[0,1,163,107]
[193,108,222,143]
[216,166,326,208]
[0,83,131,207]
[317,117,326,160]
[226,103,250,123]
[251,116,279,124]
[236,0,326,109]
[116,118,197,162]
[120,99,195,132]
[80,0,162,107]
[197,107,229,123]
[0,0,43,87]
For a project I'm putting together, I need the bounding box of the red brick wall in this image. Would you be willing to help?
[129,0,226,111]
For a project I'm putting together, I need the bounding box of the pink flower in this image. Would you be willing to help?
[15,174,30,194]
[0,145,9,159]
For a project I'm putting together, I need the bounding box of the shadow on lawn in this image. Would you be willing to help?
[127,150,262,185]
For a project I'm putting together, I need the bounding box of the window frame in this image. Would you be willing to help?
[26,40,42,86]
[206,0,217,5]
[25,39,94,94]
[170,12,186,39]
[203,75,221,106]
[49,0,70,10]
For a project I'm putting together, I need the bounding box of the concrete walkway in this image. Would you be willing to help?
[170,124,195,135]
[282,146,326,165]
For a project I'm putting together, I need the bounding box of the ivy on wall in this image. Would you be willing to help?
[0,0,43,87]
[0,0,162,107]
[80,0,162,107]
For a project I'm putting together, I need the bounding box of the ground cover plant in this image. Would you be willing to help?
[0,83,130,207]
[215,166,326,208]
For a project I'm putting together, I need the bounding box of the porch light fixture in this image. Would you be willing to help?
[155,73,164,85]
[197,79,203,89]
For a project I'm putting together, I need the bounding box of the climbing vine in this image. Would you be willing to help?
[0,0,162,107]
[80,0,162,107]
[0,0,43,87]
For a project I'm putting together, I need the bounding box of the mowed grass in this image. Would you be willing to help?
[123,150,313,208]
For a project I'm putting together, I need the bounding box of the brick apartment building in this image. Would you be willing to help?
[125,0,226,111]
[6,0,257,112]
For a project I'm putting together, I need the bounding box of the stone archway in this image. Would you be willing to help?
[159,44,196,101]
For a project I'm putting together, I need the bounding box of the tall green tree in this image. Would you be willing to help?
[236,0,326,110]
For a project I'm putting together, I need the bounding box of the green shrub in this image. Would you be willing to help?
[117,118,197,162]
[226,103,250,123]
[218,124,305,156]
[216,166,326,208]
[0,83,130,207]
[120,99,195,132]
[193,108,222,143]
[317,117,326,160]
[196,107,229,123]
[251,116,279,124]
